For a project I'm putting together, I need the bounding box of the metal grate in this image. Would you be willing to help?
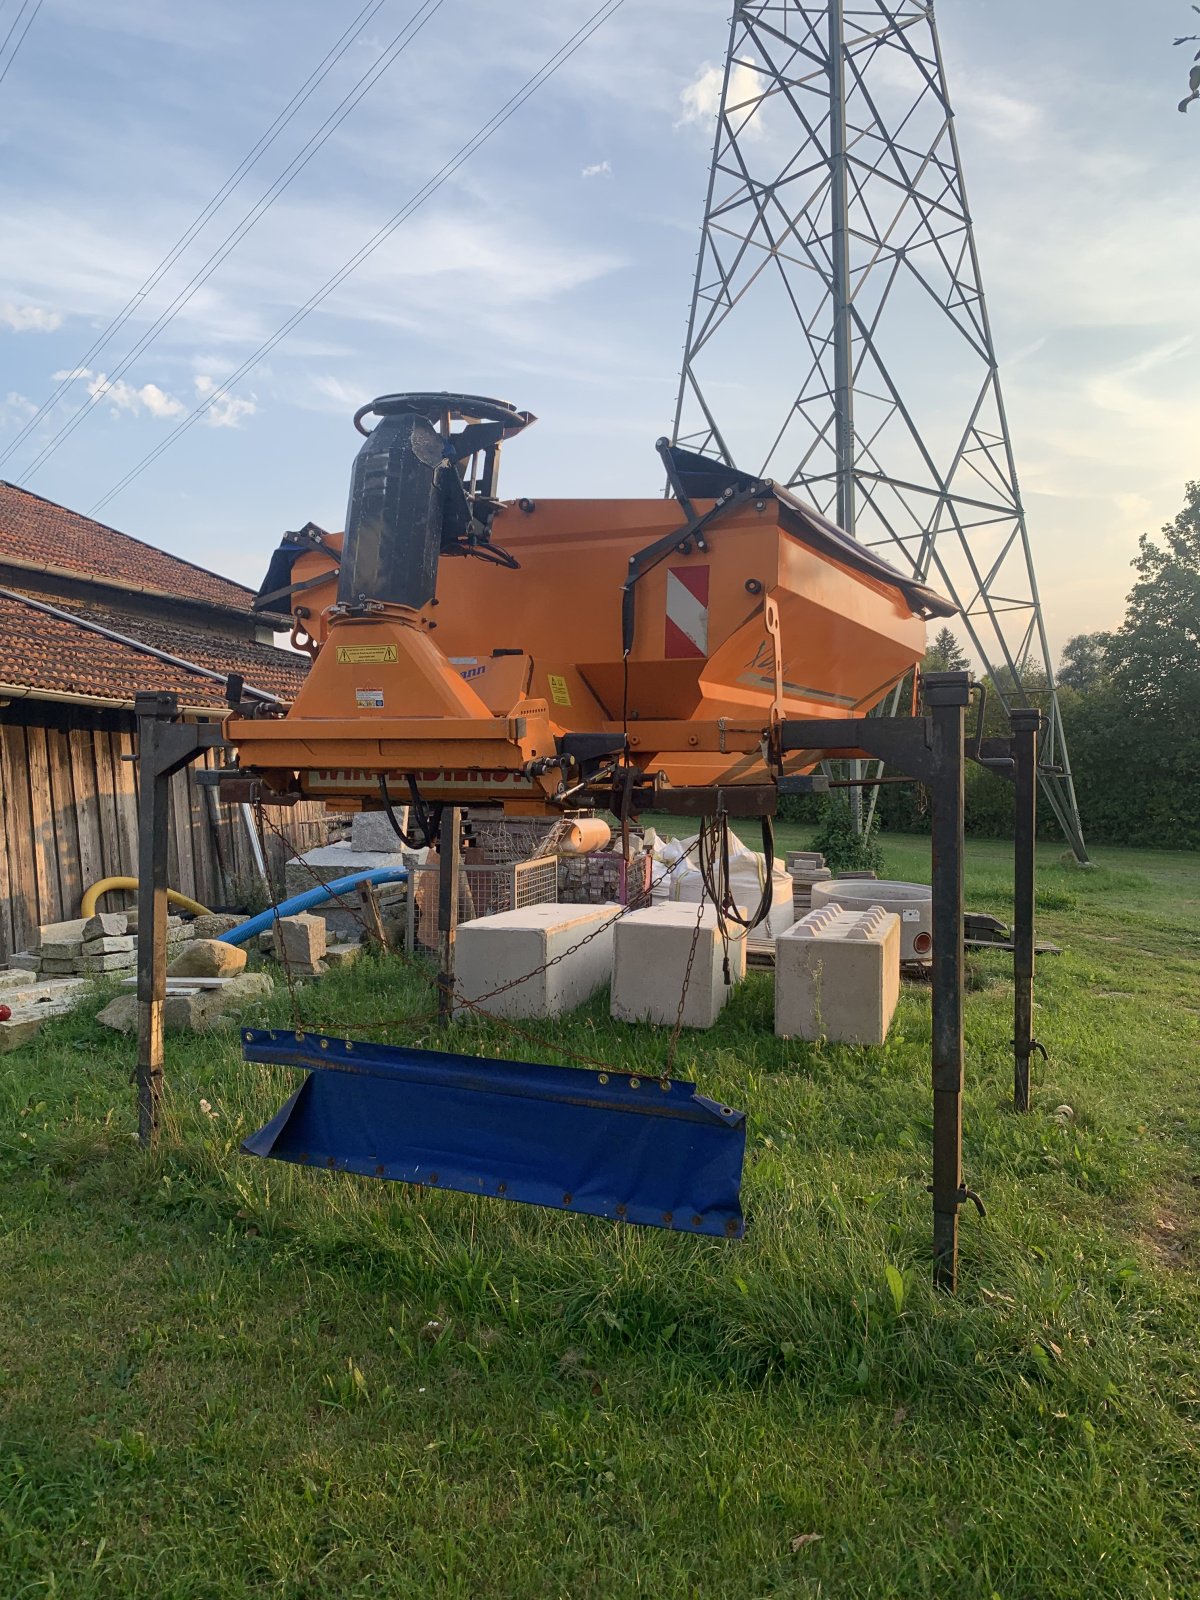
[407,857,558,952]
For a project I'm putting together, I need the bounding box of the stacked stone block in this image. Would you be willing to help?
[785,851,832,917]
[31,911,193,978]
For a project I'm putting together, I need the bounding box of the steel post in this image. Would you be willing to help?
[437,805,462,1026]
[924,671,969,1291]
[135,694,223,1148]
[1011,708,1041,1112]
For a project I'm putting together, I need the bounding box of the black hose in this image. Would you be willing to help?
[378,775,417,847]
[697,813,775,934]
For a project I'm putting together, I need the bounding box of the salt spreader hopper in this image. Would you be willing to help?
[218,392,954,1237]
[224,392,952,820]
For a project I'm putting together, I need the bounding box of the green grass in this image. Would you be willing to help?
[2,833,1199,1598]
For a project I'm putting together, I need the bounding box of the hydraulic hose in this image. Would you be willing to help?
[215,866,407,945]
[81,877,211,918]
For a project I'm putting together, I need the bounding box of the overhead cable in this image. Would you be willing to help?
[89,0,626,515]
[0,0,388,469]
[0,0,43,90]
[21,0,444,485]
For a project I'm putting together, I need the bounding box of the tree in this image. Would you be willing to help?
[922,626,969,674]
[1177,5,1200,112]
[1106,481,1200,721]
[1058,631,1112,694]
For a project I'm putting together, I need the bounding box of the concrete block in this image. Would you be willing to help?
[38,917,88,945]
[775,905,900,1046]
[0,1017,42,1053]
[97,972,273,1035]
[5,952,39,971]
[611,904,747,1030]
[168,939,247,978]
[454,902,619,1021]
[82,934,135,956]
[82,912,127,941]
[324,943,364,970]
[351,810,407,853]
[82,950,138,973]
[284,842,407,940]
[274,913,327,968]
[39,941,83,961]
[810,879,932,964]
[191,913,243,940]
[39,958,81,975]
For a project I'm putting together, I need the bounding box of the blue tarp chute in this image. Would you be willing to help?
[240,1028,746,1238]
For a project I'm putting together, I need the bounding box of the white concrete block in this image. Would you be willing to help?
[775,905,901,1046]
[611,903,746,1031]
[454,902,619,1021]
[811,879,932,963]
[82,912,128,941]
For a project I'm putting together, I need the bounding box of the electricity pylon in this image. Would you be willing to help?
[672,0,1088,860]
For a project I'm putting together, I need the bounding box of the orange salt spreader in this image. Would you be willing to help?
[219,392,955,825]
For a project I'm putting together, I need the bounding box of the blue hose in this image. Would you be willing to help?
[216,867,407,946]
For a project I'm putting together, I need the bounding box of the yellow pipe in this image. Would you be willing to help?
[80,877,211,919]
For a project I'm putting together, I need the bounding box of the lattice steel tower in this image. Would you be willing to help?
[672,0,1087,859]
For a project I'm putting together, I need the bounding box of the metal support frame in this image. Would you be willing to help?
[135,692,224,1148]
[437,805,462,1026]
[780,669,972,1288]
[1010,708,1042,1113]
[671,0,1088,861]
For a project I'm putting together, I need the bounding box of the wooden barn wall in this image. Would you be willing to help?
[0,702,329,962]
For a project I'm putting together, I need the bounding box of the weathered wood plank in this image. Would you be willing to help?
[91,729,122,885]
[110,731,140,890]
[26,725,61,926]
[46,726,83,922]
[168,767,195,901]
[2,725,37,953]
[70,728,106,904]
[0,725,16,960]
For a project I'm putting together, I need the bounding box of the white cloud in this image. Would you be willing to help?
[85,372,185,418]
[2,392,37,426]
[1,303,62,332]
[194,374,256,428]
[581,160,612,178]
[677,59,765,137]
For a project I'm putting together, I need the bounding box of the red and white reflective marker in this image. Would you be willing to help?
[664,565,709,659]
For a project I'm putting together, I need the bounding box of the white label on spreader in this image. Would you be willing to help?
[355,687,385,709]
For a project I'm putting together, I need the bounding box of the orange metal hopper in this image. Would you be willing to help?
[225,394,954,816]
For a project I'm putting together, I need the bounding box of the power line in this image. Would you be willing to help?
[20,0,445,486]
[88,0,626,516]
[21,0,443,484]
[0,0,43,90]
[0,0,389,471]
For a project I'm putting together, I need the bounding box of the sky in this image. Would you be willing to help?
[0,0,1195,663]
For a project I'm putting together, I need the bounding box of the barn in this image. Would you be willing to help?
[0,482,328,963]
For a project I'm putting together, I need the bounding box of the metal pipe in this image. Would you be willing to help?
[437,806,461,1026]
[1011,708,1041,1111]
[925,671,969,1292]
[0,585,282,705]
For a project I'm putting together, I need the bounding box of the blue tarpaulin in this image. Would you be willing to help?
[240,1028,746,1238]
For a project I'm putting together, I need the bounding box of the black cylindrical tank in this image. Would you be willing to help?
[337,407,447,610]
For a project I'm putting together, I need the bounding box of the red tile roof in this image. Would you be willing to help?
[0,481,258,614]
[0,589,308,708]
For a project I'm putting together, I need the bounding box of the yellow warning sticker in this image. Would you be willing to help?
[547,673,572,706]
[336,644,398,665]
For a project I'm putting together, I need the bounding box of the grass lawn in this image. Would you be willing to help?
[2,832,1199,1598]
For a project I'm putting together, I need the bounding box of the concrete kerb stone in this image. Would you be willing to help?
[611,903,747,1030]
[775,904,901,1046]
[454,902,620,1021]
